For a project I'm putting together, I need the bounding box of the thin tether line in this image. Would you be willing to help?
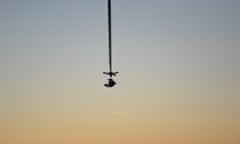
[108,0,112,73]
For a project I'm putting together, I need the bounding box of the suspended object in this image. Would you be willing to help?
[103,0,119,88]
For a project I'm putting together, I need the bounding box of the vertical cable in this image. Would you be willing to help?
[108,0,112,73]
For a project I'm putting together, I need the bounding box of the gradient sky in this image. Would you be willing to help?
[0,0,240,144]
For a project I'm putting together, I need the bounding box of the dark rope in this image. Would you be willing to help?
[108,0,112,73]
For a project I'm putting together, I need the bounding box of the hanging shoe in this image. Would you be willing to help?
[104,78,116,88]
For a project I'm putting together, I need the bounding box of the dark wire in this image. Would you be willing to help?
[108,0,112,73]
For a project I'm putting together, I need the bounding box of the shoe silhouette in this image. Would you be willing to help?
[104,78,116,88]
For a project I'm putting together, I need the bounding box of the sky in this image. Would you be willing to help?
[0,0,240,144]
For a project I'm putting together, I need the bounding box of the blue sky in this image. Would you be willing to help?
[1,0,239,81]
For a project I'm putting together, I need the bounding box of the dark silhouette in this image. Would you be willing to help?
[103,72,119,77]
[103,0,118,88]
[104,78,116,88]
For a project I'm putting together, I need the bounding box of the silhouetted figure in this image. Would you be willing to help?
[104,78,116,88]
